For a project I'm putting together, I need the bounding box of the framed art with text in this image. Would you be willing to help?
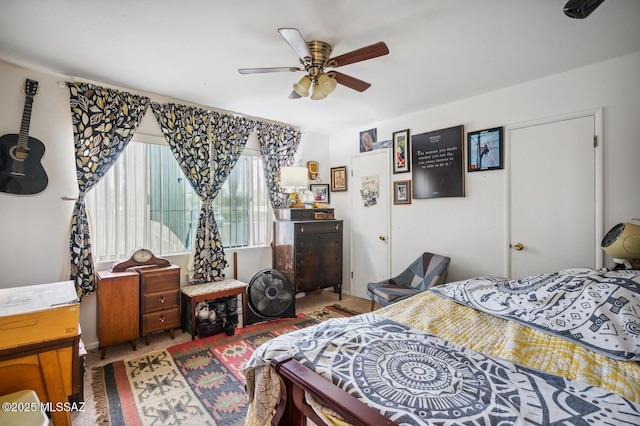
[467,126,504,172]
[392,129,410,174]
[411,125,465,199]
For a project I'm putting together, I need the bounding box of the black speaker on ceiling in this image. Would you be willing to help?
[564,0,606,19]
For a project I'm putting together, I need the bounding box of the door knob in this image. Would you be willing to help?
[379,235,386,241]
[513,243,524,251]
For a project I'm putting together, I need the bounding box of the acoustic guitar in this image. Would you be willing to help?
[0,79,48,195]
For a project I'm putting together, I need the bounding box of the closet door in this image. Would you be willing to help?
[509,112,600,278]
[350,150,390,299]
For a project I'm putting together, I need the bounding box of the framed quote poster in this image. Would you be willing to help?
[411,125,465,199]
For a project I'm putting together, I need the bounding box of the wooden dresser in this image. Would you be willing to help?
[96,269,140,359]
[96,265,181,358]
[273,209,343,299]
[137,265,181,345]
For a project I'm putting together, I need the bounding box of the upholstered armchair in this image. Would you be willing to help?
[367,252,451,311]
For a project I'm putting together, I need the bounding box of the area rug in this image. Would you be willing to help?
[305,303,362,321]
[93,307,358,425]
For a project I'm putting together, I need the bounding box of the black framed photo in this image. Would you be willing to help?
[359,128,377,152]
[467,127,504,172]
[392,129,410,173]
[309,183,330,203]
[393,180,412,205]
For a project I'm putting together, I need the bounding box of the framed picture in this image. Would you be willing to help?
[412,125,465,199]
[309,183,330,203]
[467,126,504,172]
[393,129,410,173]
[393,180,412,204]
[330,166,347,192]
[359,128,377,152]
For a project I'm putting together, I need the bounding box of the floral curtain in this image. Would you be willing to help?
[67,82,150,297]
[151,103,256,283]
[256,122,302,209]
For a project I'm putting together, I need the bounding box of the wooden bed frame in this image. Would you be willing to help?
[270,355,398,426]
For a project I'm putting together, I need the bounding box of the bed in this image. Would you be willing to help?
[242,267,640,425]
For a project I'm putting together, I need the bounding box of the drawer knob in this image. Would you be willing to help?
[300,226,304,233]
[159,296,165,304]
[159,316,166,323]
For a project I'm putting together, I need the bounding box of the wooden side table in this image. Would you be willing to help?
[180,279,248,340]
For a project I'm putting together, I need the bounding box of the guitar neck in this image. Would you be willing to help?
[17,95,34,150]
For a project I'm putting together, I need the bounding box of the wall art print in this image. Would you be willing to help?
[360,175,379,207]
[393,129,410,174]
[467,126,504,171]
[411,125,465,199]
[359,128,377,152]
[330,166,347,192]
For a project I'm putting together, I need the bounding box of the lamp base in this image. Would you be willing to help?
[287,192,304,209]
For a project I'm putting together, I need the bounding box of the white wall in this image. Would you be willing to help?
[0,61,315,349]
[2,52,638,349]
[330,51,640,291]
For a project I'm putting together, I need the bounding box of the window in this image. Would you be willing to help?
[87,139,271,262]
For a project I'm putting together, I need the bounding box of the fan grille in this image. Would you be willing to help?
[248,269,294,317]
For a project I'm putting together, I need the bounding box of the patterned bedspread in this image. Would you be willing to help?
[430,268,640,360]
[243,268,640,426]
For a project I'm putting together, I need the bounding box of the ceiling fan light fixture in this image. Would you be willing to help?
[310,82,328,100]
[293,75,311,97]
[318,73,337,95]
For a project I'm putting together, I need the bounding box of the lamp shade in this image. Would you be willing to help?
[280,166,308,189]
[293,76,311,97]
[318,73,337,94]
[601,222,640,261]
[310,82,328,100]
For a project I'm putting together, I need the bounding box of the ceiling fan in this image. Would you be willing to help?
[238,28,389,100]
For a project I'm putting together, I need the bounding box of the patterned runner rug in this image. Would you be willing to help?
[92,307,357,425]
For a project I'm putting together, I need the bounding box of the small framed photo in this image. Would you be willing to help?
[330,166,347,192]
[393,180,412,204]
[309,183,330,203]
[359,128,377,152]
[467,126,504,172]
[393,129,411,173]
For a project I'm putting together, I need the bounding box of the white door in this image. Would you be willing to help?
[350,150,390,299]
[509,113,600,278]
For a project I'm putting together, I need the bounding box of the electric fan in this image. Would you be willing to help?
[246,269,296,325]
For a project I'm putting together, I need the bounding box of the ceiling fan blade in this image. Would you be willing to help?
[332,71,371,92]
[278,28,312,59]
[238,67,301,74]
[288,90,302,99]
[329,42,389,68]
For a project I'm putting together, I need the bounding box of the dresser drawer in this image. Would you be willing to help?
[141,307,180,334]
[140,267,180,293]
[141,290,179,313]
[294,221,342,235]
[296,266,342,291]
[296,235,342,255]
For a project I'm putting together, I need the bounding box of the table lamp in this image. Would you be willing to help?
[280,166,308,208]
